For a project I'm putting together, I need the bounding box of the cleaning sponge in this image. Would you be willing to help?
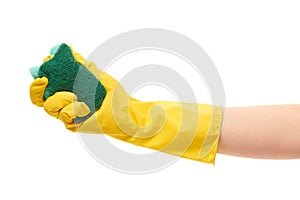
[30,43,106,122]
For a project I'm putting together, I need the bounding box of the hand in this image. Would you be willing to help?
[29,50,223,164]
[29,77,90,131]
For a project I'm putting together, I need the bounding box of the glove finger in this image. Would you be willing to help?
[59,101,90,124]
[63,120,85,132]
[43,92,78,118]
[29,77,48,107]
[64,122,78,132]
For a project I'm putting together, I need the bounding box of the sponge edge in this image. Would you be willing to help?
[50,44,61,55]
[31,43,107,123]
[29,66,40,79]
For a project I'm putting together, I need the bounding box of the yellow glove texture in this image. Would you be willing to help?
[29,45,223,164]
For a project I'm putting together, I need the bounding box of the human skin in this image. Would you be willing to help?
[217,105,300,159]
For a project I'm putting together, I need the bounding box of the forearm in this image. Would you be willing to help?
[217,105,300,159]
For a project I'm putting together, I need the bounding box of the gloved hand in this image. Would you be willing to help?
[29,46,223,164]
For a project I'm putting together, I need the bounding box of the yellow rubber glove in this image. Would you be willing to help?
[29,54,223,164]
[29,77,48,107]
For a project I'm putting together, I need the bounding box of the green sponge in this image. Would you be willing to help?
[30,43,106,123]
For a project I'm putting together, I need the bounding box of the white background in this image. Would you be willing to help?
[1,0,300,199]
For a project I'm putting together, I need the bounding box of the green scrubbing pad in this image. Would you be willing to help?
[34,43,106,123]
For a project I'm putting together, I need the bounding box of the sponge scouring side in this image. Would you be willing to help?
[33,43,106,122]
